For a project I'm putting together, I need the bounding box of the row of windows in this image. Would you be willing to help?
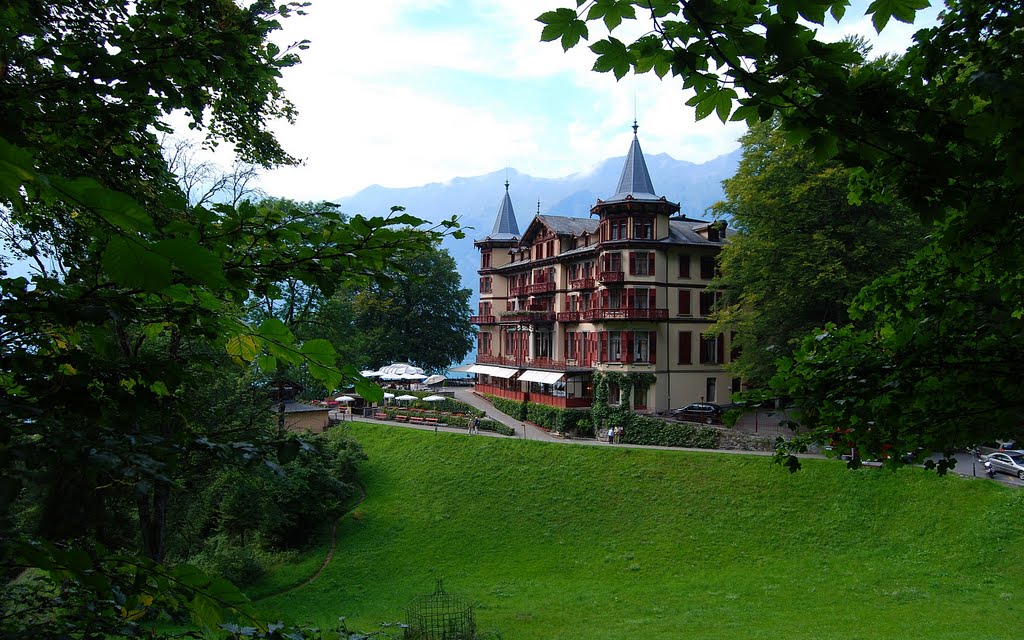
[477,328,733,368]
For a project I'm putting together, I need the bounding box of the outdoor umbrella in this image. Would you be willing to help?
[334,395,355,402]
[422,395,445,402]
[360,370,380,377]
[395,394,417,402]
[423,374,446,386]
[383,392,396,399]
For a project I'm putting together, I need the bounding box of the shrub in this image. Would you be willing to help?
[191,534,267,587]
[620,416,721,449]
[485,394,527,420]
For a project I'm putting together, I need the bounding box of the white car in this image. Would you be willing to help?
[982,452,1024,480]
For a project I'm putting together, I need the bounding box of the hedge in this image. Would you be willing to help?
[619,416,721,449]
[485,395,526,421]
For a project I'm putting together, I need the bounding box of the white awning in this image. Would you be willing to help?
[486,366,520,379]
[518,370,565,384]
[468,364,520,378]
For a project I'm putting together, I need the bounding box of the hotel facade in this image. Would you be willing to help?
[470,125,735,413]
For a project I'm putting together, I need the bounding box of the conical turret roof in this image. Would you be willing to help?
[487,180,520,239]
[607,121,658,202]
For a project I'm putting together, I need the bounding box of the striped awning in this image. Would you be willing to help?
[517,370,565,384]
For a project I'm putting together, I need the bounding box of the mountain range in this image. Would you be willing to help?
[334,147,742,319]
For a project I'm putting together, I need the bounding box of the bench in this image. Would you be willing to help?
[409,416,425,424]
[394,415,409,422]
[424,417,439,424]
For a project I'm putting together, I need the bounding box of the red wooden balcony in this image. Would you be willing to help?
[476,353,519,366]
[569,277,595,290]
[598,270,624,284]
[509,286,527,297]
[499,310,555,323]
[556,311,580,322]
[526,281,556,294]
[582,308,669,321]
[469,315,496,324]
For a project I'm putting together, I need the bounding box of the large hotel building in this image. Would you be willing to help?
[470,124,736,412]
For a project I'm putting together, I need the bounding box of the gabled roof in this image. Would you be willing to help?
[519,214,598,246]
[664,219,729,246]
[606,122,659,203]
[482,180,521,241]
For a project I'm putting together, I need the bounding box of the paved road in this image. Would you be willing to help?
[929,450,1024,488]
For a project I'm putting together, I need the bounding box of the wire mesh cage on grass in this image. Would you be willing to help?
[403,578,476,640]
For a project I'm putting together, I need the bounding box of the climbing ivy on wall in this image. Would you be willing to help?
[590,371,656,432]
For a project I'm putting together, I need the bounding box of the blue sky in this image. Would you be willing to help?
[254,0,941,201]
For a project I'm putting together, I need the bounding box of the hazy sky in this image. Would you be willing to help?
[252,0,940,201]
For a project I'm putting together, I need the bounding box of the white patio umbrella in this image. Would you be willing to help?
[382,392,396,399]
[334,395,355,403]
[422,395,445,402]
[378,362,426,376]
[360,370,381,377]
[423,374,446,386]
[401,372,427,380]
[395,394,417,402]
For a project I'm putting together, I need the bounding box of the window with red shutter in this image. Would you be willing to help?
[679,331,692,364]
[648,252,655,276]
[623,331,633,363]
[650,331,657,364]
[628,252,636,275]
[600,332,608,363]
[648,289,656,309]
[678,289,691,316]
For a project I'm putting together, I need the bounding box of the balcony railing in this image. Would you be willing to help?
[469,315,496,324]
[509,286,527,297]
[499,310,555,323]
[526,303,549,312]
[475,354,590,370]
[526,281,556,294]
[555,311,580,322]
[582,308,669,321]
[569,277,595,290]
[598,270,624,284]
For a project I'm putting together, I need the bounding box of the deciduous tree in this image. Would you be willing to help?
[709,118,923,387]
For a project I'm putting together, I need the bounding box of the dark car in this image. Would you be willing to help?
[974,441,1021,458]
[671,402,724,424]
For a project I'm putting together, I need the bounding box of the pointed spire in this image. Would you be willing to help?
[610,120,657,201]
[490,179,520,238]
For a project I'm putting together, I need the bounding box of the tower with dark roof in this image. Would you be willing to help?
[470,123,731,415]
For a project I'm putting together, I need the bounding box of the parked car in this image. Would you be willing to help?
[974,441,1021,458]
[981,452,1024,480]
[671,403,724,424]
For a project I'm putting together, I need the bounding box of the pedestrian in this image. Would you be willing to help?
[615,425,623,443]
[473,416,480,434]
[607,426,614,443]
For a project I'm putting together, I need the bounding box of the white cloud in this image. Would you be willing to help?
[254,0,934,201]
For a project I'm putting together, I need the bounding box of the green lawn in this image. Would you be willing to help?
[249,422,1022,639]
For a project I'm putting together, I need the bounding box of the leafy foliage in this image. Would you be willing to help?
[539,0,1024,465]
[709,118,924,386]
[0,0,461,636]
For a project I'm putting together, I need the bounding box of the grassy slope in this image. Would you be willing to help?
[250,423,1023,639]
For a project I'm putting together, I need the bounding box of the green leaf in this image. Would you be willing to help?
[51,176,157,234]
[0,136,37,201]
[153,238,228,290]
[257,317,293,344]
[224,334,259,364]
[590,37,633,79]
[538,8,589,51]
[866,0,930,32]
[101,237,173,291]
[256,354,278,373]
